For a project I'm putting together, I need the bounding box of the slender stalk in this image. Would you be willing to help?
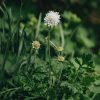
[48,29,51,67]
[0,87,21,94]
[47,29,52,98]
[57,63,63,85]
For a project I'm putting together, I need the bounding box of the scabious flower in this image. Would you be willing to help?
[57,46,63,52]
[57,55,65,62]
[44,11,60,28]
[32,41,40,49]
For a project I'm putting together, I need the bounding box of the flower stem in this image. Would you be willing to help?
[48,29,51,67]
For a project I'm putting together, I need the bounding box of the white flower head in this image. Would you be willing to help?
[44,11,60,28]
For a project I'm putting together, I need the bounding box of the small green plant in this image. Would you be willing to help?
[0,4,98,100]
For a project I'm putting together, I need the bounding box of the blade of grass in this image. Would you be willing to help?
[59,24,64,47]
[35,13,42,39]
[13,27,25,73]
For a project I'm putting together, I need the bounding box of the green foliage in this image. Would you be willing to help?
[63,11,81,23]
[0,53,96,99]
[0,2,99,100]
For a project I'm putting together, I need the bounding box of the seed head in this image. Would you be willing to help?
[32,41,40,49]
[57,56,65,62]
[57,46,63,52]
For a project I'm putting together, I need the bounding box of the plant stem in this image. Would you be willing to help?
[0,87,21,94]
[57,63,63,85]
[48,29,51,67]
[47,29,52,96]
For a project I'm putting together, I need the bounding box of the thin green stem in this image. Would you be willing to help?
[48,29,51,67]
[0,87,21,94]
[57,63,63,85]
[47,29,52,98]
